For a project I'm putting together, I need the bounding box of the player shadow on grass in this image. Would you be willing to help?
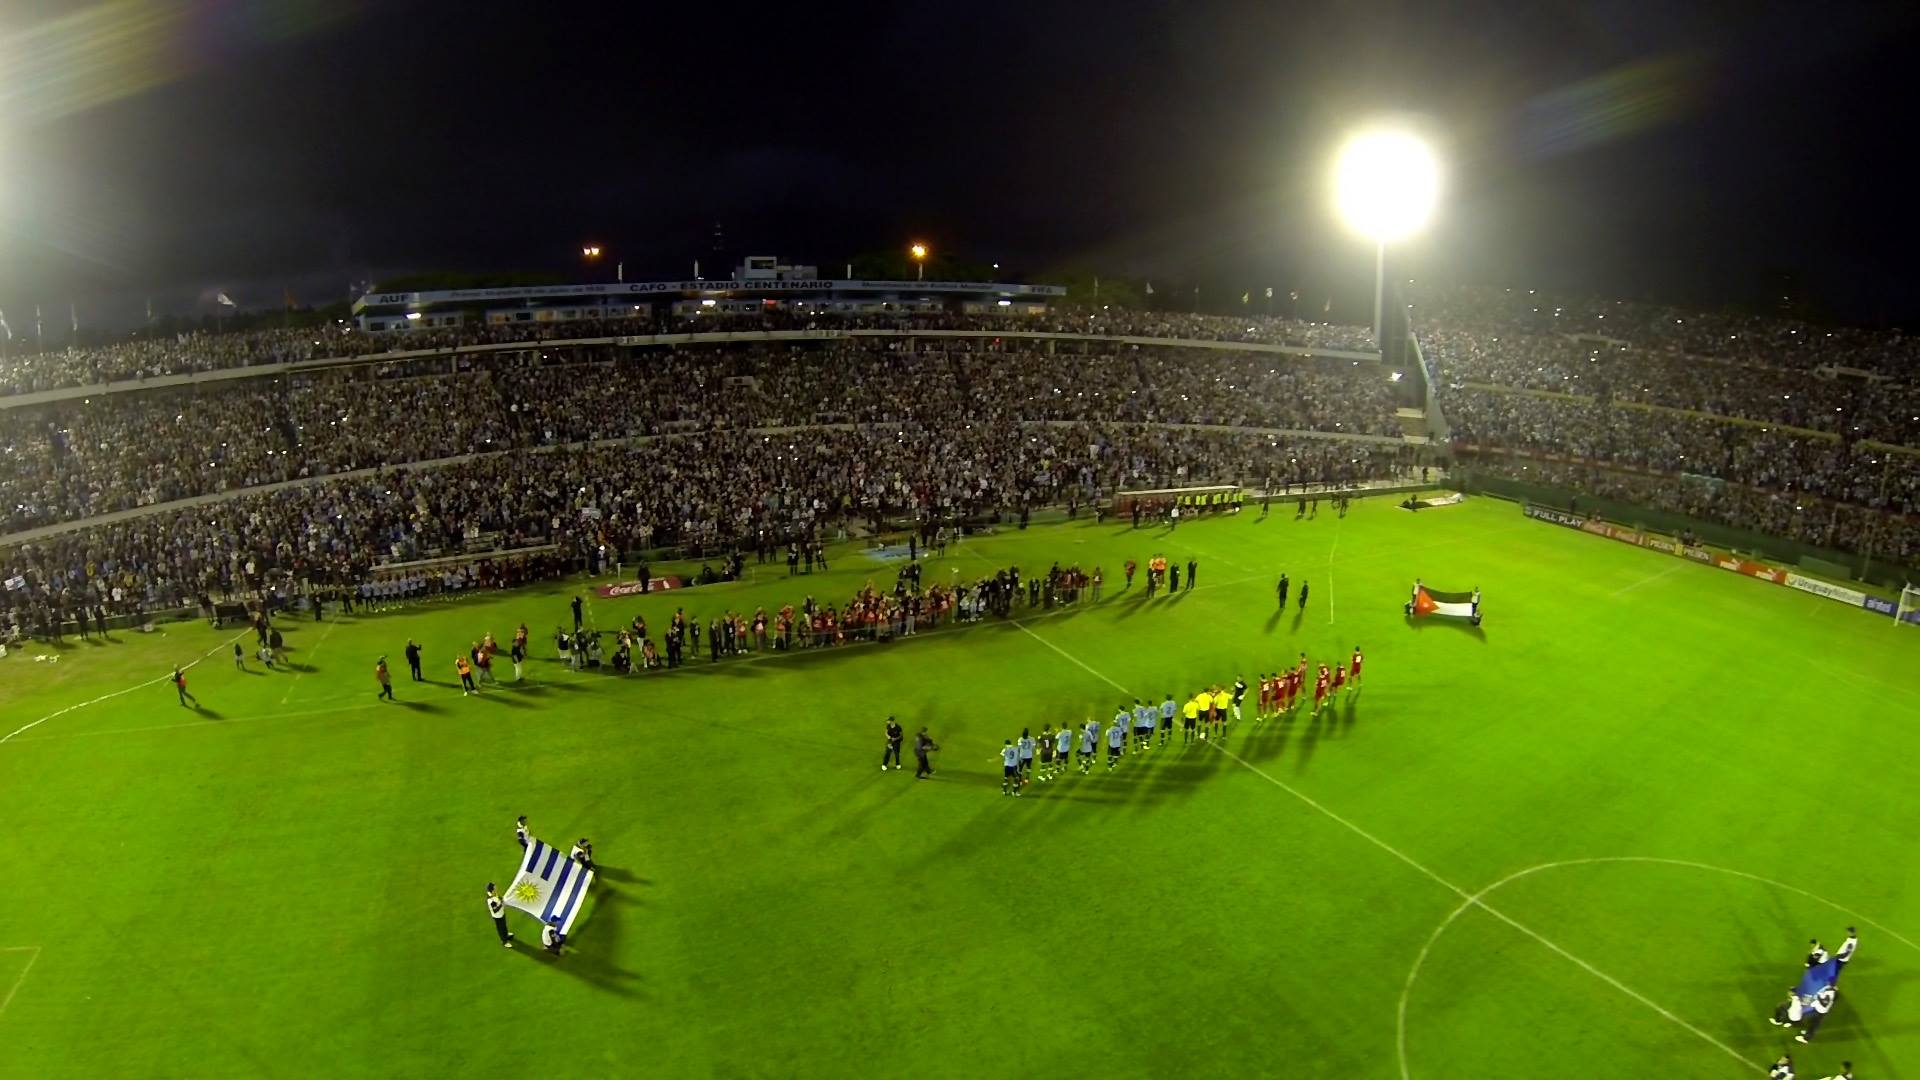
[505,679,591,697]
[187,706,226,719]
[470,689,533,708]
[593,864,649,886]
[524,888,643,998]
[817,778,919,843]
[389,699,445,714]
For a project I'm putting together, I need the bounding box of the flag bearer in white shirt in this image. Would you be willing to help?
[485,884,513,948]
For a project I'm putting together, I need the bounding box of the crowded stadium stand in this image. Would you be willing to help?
[7,267,1920,641]
[1413,284,1920,570]
[0,277,1408,638]
[349,263,1067,330]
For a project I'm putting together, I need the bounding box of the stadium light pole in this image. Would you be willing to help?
[1332,129,1439,348]
[910,243,928,282]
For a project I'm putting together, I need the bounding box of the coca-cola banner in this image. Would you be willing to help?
[595,576,686,599]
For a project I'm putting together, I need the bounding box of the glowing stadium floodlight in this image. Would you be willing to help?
[1331,127,1440,352]
[910,242,928,281]
[1333,130,1439,243]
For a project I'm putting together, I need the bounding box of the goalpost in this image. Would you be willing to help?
[1898,584,1920,627]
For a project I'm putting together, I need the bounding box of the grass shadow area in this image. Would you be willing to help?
[1409,617,1488,642]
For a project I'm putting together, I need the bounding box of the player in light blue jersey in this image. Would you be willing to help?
[1017,729,1036,785]
[1000,740,1022,797]
[1106,714,1126,769]
[1133,700,1155,752]
[1111,706,1131,755]
[1159,694,1177,746]
[1053,726,1074,779]
[1080,717,1100,774]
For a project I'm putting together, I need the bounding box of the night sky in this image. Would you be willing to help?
[1,0,1917,330]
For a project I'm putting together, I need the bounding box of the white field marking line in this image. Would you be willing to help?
[3,700,380,746]
[0,946,41,1017]
[280,617,341,704]
[1002,622,1753,1075]
[1396,858,1920,1080]
[1326,512,1341,625]
[1010,621,1132,696]
[1206,743,1756,1075]
[1610,564,1685,598]
[0,629,251,746]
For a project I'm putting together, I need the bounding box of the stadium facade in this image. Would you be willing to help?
[351,257,1067,331]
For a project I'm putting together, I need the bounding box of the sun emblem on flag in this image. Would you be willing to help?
[510,879,542,904]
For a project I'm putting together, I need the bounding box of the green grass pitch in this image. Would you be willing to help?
[1,496,1913,1079]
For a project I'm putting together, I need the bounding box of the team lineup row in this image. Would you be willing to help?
[975,651,1365,794]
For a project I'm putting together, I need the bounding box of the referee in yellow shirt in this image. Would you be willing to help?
[1182,695,1201,744]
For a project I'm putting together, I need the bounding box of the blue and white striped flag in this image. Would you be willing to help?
[504,838,594,934]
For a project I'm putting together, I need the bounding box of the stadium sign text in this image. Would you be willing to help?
[1524,504,1905,622]
[1785,573,1866,607]
[1521,504,1586,528]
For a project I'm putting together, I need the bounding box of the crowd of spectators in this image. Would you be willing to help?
[1419,326,1920,444]
[0,421,1416,628]
[12,278,1920,632]
[1413,283,1920,375]
[1410,284,1920,560]
[0,341,1400,531]
[0,308,1377,397]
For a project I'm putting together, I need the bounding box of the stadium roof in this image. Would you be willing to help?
[352,278,1067,314]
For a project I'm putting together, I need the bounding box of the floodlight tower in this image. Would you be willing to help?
[1333,129,1439,350]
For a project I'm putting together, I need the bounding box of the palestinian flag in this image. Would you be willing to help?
[1407,584,1481,622]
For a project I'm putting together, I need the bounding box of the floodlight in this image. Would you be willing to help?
[1333,130,1439,243]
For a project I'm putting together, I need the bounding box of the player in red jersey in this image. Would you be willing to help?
[1312,665,1330,717]
[1330,661,1346,696]
[1258,672,1274,719]
[1348,646,1364,692]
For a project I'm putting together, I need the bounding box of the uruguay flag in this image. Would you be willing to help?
[504,838,594,935]
[1795,957,1839,999]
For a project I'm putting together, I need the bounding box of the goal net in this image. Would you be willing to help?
[1898,584,1920,627]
